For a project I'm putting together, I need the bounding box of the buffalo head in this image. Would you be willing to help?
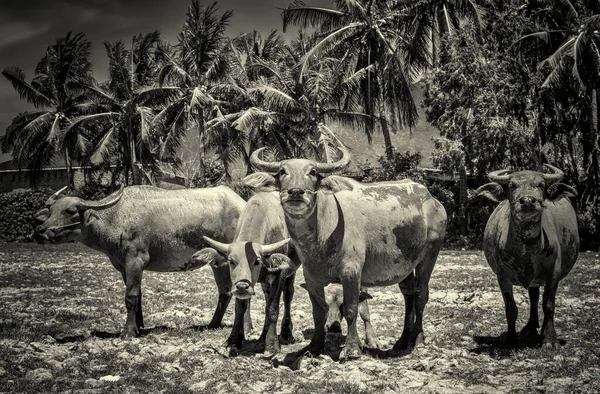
[242,146,354,218]
[33,186,124,244]
[476,164,577,225]
[190,237,293,299]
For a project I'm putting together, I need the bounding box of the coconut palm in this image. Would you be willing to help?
[282,0,421,159]
[67,31,180,185]
[153,1,242,179]
[519,0,600,192]
[1,32,93,186]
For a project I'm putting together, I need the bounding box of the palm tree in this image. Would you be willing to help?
[153,1,240,179]
[1,32,93,186]
[519,0,600,194]
[399,0,485,70]
[282,0,420,159]
[68,31,180,185]
[208,30,374,166]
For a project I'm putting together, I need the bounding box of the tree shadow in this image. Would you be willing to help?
[470,332,566,358]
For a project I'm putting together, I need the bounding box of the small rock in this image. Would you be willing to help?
[190,381,210,391]
[25,368,53,383]
[84,378,103,389]
[46,359,64,371]
[0,366,6,377]
[99,375,120,382]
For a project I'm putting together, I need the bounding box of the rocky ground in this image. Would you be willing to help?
[0,242,598,393]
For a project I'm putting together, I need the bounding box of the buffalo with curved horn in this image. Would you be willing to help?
[33,185,246,338]
[243,144,447,365]
[476,164,579,347]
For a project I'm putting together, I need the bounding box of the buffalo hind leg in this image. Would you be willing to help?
[263,274,286,354]
[208,265,232,329]
[519,286,540,339]
[359,299,379,348]
[498,277,518,347]
[280,272,296,343]
[394,271,416,351]
[258,281,272,343]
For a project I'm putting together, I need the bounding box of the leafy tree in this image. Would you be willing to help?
[1,32,93,186]
[282,0,419,159]
[68,31,179,185]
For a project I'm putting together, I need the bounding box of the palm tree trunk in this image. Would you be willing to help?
[64,147,74,188]
[377,86,394,159]
[129,132,140,186]
[458,164,468,236]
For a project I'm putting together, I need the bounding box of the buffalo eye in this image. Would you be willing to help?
[279,168,287,176]
[537,182,545,188]
[66,207,78,215]
[229,259,236,266]
[509,182,517,189]
[253,258,262,266]
[309,168,317,177]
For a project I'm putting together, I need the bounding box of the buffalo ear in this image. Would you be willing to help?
[83,209,100,225]
[359,290,373,302]
[242,172,279,192]
[264,253,296,277]
[299,283,308,290]
[190,248,227,268]
[319,175,354,194]
[475,182,505,203]
[546,183,577,200]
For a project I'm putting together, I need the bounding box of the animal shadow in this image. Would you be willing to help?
[470,332,566,358]
[189,323,232,332]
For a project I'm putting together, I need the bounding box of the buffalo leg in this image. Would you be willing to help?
[264,275,286,354]
[541,279,560,347]
[339,275,362,361]
[208,265,232,329]
[121,254,146,339]
[499,278,518,346]
[520,287,540,338]
[280,272,296,343]
[226,298,249,349]
[258,281,272,343]
[121,272,144,330]
[297,277,328,356]
[394,272,416,350]
[359,299,379,348]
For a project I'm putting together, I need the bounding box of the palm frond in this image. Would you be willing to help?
[2,67,53,108]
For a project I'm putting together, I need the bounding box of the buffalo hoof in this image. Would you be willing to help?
[542,334,558,348]
[120,329,139,340]
[364,336,380,349]
[224,336,243,350]
[327,321,342,334]
[280,324,295,344]
[519,324,539,339]
[503,332,518,348]
[339,345,361,362]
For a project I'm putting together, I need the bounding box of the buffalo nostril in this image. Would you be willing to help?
[35,226,46,234]
[288,188,304,195]
[236,282,250,291]
[520,196,535,205]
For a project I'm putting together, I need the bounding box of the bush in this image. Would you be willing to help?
[367,150,424,183]
[0,189,54,242]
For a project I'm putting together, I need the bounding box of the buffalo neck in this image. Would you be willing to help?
[284,192,341,253]
[509,210,543,247]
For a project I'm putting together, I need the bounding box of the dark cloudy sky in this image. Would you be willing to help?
[0,0,330,163]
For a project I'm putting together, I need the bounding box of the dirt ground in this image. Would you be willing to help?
[0,242,598,393]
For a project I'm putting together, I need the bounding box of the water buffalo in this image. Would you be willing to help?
[244,146,447,362]
[190,191,299,354]
[300,283,379,349]
[33,185,246,338]
[476,165,579,347]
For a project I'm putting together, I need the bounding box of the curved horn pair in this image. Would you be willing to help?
[45,186,70,205]
[76,185,125,210]
[203,236,231,254]
[202,237,291,256]
[261,238,291,255]
[250,145,351,174]
[488,164,564,184]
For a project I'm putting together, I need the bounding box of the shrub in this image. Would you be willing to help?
[369,150,424,183]
[0,189,54,242]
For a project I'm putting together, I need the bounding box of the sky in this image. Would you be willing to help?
[0,0,331,163]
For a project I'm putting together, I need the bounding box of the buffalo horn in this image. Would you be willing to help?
[315,144,351,173]
[488,168,512,184]
[46,186,70,205]
[77,185,124,210]
[250,148,281,172]
[261,238,291,255]
[542,164,564,182]
[203,236,231,254]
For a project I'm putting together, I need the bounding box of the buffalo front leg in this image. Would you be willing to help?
[299,278,328,356]
[263,274,287,354]
[541,277,560,347]
[226,298,249,349]
[208,265,232,329]
[280,272,296,343]
[121,255,147,339]
[519,286,540,339]
[258,281,272,343]
[121,272,144,330]
[498,277,518,347]
[339,275,362,361]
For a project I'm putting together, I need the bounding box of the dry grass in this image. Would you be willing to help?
[0,242,598,393]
